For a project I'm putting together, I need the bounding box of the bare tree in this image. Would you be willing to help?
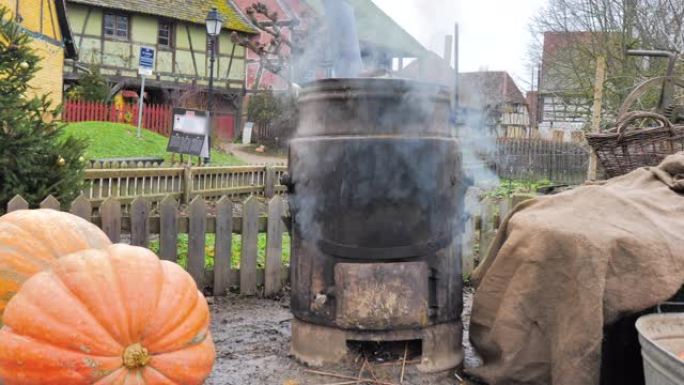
[529,0,684,120]
[231,2,322,91]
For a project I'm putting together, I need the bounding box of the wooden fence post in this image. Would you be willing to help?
[69,194,92,221]
[183,166,193,205]
[214,196,233,296]
[461,213,477,277]
[158,196,178,262]
[188,196,207,288]
[264,166,276,198]
[588,56,607,181]
[7,195,29,212]
[479,200,496,263]
[240,196,259,296]
[99,197,121,243]
[499,198,511,223]
[40,195,61,210]
[264,196,284,297]
[130,197,151,247]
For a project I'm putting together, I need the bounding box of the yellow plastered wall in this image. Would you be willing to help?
[28,39,65,107]
[1,0,65,106]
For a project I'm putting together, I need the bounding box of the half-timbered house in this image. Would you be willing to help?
[459,71,530,138]
[399,53,530,137]
[63,0,257,132]
[537,31,595,137]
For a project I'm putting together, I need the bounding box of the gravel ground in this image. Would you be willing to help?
[205,289,481,385]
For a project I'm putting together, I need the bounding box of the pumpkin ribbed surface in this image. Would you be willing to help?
[0,244,215,385]
[0,209,111,320]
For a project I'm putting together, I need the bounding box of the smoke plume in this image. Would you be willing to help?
[322,0,363,77]
[286,0,499,253]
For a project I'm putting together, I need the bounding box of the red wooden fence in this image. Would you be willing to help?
[64,100,173,136]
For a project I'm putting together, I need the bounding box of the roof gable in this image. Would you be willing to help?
[399,56,526,108]
[459,71,526,107]
[542,31,593,61]
[540,31,600,92]
[67,0,257,33]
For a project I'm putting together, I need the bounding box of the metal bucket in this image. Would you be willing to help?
[635,313,684,385]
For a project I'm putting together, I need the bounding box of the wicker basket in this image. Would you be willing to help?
[586,111,684,178]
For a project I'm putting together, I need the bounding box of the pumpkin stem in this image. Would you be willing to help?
[122,343,151,369]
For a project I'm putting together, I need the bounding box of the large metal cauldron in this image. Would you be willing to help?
[287,78,464,373]
[289,78,461,259]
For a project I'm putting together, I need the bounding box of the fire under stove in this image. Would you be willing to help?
[284,78,465,372]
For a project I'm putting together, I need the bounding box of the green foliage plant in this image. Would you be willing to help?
[0,6,88,212]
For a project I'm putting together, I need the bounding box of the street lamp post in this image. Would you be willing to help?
[205,7,223,164]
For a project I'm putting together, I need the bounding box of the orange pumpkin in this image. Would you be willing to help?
[0,244,215,385]
[0,209,111,320]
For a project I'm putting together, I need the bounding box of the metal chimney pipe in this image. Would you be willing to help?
[444,35,453,64]
[322,0,363,78]
[453,23,460,111]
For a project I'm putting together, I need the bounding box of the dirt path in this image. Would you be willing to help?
[206,290,480,385]
[223,143,287,165]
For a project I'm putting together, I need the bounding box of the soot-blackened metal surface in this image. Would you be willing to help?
[335,262,429,330]
[288,78,464,342]
[289,78,462,258]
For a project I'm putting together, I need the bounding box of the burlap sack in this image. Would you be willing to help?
[468,152,684,385]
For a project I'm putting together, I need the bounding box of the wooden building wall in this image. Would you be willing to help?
[65,3,247,90]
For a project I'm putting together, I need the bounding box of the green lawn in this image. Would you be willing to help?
[61,121,243,165]
[148,233,291,269]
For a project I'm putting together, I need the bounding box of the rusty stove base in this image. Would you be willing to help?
[291,318,464,373]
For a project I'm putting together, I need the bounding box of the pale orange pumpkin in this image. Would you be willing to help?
[0,209,111,320]
[0,244,215,385]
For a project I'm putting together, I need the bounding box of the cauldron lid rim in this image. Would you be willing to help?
[300,77,450,94]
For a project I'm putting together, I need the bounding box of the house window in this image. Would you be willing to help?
[158,21,173,48]
[104,13,129,39]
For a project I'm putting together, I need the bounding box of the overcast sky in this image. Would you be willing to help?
[371,0,548,91]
